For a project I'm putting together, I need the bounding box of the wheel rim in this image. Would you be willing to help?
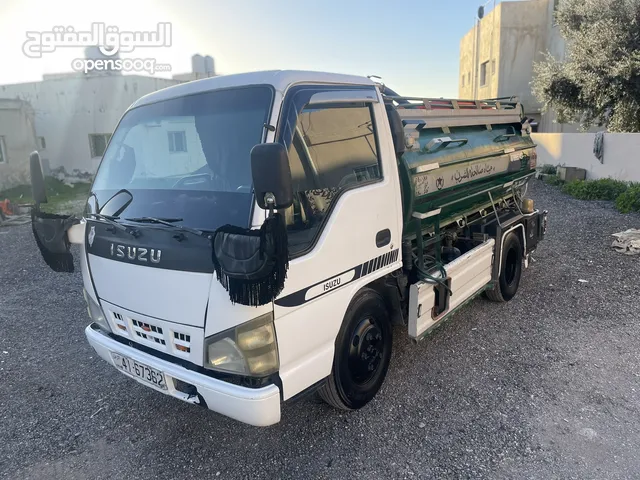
[505,247,519,285]
[347,317,385,385]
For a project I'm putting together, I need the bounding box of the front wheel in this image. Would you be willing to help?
[486,231,523,302]
[319,289,392,410]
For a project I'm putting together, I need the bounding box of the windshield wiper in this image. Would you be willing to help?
[124,217,205,238]
[87,213,138,236]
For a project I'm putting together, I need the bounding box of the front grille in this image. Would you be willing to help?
[111,312,129,333]
[173,331,192,354]
[105,305,196,358]
[131,319,166,346]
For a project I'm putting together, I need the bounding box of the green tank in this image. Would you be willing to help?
[386,96,536,237]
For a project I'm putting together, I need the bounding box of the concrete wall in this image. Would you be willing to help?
[458,0,590,132]
[0,75,179,175]
[459,6,502,99]
[0,99,38,190]
[459,0,550,107]
[533,132,640,181]
[497,0,549,113]
[459,29,475,99]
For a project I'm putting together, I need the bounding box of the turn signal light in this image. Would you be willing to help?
[529,149,538,170]
[522,198,535,214]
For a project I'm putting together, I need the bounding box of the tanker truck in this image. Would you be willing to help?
[30,70,547,426]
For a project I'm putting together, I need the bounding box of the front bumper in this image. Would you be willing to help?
[85,324,281,426]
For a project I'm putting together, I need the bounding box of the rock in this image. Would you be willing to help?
[578,427,597,440]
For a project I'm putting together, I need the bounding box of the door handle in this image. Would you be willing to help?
[376,229,391,248]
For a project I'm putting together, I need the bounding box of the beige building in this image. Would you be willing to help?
[0,54,217,187]
[0,74,181,178]
[459,0,575,132]
[0,99,38,190]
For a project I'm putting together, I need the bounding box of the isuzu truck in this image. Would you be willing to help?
[30,70,547,426]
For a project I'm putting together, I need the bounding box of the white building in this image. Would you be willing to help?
[0,74,180,176]
[0,99,38,190]
[0,54,216,180]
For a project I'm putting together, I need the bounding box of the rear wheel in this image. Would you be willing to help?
[486,231,523,302]
[319,289,392,410]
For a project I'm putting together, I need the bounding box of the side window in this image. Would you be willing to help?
[285,103,381,255]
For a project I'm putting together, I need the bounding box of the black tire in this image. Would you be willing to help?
[486,231,523,302]
[319,289,392,410]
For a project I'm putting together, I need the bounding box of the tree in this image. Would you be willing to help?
[532,0,640,132]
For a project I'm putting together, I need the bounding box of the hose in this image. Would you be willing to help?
[413,255,452,294]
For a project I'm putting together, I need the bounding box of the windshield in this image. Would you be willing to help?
[91,85,273,231]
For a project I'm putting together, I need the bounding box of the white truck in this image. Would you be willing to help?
[30,70,546,426]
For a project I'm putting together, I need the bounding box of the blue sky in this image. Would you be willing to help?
[1,0,509,98]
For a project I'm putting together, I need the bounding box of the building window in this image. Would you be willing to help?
[89,133,112,158]
[285,103,381,255]
[461,75,465,87]
[38,137,46,150]
[467,72,471,85]
[168,131,187,153]
[491,60,496,75]
[0,137,6,164]
[480,61,489,86]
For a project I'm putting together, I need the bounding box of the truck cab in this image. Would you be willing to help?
[78,71,402,426]
[31,70,546,426]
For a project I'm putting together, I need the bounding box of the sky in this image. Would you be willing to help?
[0,0,510,98]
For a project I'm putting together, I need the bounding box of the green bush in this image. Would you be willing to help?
[543,175,564,186]
[540,164,557,175]
[562,178,629,201]
[615,185,640,213]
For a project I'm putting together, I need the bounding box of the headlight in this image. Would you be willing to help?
[204,312,278,377]
[83,288,111,333]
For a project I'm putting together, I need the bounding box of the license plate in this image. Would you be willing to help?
[111,353,167,390]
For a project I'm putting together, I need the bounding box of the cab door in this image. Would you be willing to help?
[272,85,403,399]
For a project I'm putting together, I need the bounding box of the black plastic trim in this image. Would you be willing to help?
[86,220,215,273]
[376,229,391,248]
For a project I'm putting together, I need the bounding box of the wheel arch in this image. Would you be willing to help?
[362,272,406,326]
[496,221,526,278]
[318,283,394,410]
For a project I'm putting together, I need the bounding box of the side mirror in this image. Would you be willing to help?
[30,151,48,206]
[100,189,133,217]
[250,143,293,209]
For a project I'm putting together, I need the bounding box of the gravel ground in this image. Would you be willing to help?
[1,181,639,479]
